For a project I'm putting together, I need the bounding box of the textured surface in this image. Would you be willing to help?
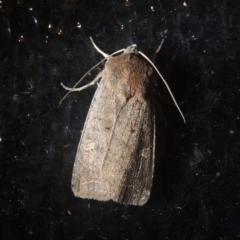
[1,0,240,239]
[72,52,155,205]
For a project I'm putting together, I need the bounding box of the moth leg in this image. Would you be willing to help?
[152,39,165,63]
[61,71,103,92]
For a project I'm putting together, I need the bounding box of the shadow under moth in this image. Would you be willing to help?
[61,38,185,206]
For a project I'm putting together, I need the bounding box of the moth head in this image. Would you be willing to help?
[124,44,139,54]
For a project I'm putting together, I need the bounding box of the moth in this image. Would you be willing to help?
[61,38,185,205]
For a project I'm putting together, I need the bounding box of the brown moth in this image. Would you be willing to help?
[61,38,185,206]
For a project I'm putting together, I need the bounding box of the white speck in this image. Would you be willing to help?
[183,2,188,7]
[33,16,38,24]
[18,35,24,42]
[192,35,197,40]
[13,94,18,101]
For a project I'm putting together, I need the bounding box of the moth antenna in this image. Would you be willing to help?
[139,50,186,123]
[90,37,125,57]
[90,37,110,58]
[110,49,125,56]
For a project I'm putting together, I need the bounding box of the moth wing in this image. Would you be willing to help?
[71,77,120,201]
[71,76,155,206]
[102,96,155,205]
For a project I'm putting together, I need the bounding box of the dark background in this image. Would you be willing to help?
[1,0,239,239]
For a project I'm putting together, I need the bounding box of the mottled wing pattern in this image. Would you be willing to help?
[71,52,155,205]
[102,96,155,205]
[71,78,118,201]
